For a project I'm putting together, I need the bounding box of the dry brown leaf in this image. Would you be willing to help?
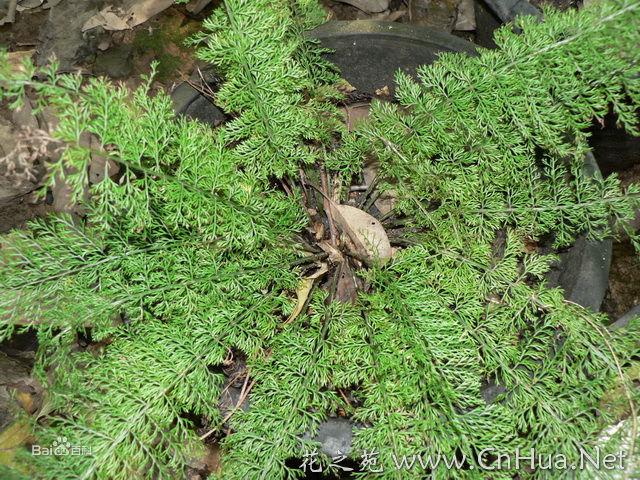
[6,50,34,74]
[375,85,391,96]
[372,9,407,21]
[341,102,370,132]
[16,0,43,11]
[82,0,174,32]
[0,421,32,469]
[15,391,36,414]
[331,204,392,265]
[336,261,358,304]
[286,263,329,324]
[89,135,119,184]
[336,79,357,94]
[318,241,344,264]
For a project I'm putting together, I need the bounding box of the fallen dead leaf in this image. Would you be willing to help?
[15,391,36,414]
[16,0,43,11]
[318,241,344,264]
[375,85,390,97]
[0,421,32,469]
[89,135,119,184]
[82,0,174,32]
[336,79,356,94]
[341,102,370,132]
[5,50,34,75]
[336,261,358,304]
[331,204,392,265]
[372,9,407,21]
[286,263,329,324]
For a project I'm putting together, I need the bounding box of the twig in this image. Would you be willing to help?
[338,388,352,408]
[314,262,342,354]
[379,210,395,223]
[199,374,256,441]
[280,177,293,197]
[357,174,379,209]
[320,168,338,247]
[290,252,328,267]
[363,189,383,213]
[298,168,310,207]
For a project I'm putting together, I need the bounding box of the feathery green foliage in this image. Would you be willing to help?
[189,0,342,179]
[332,0,640,250]
[0,0,639,479]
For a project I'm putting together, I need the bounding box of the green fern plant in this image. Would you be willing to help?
[0,0,639,479]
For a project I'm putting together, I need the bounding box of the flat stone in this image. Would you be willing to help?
[94,44,133,79]
[302,417,354,457]
[36,0,106,69]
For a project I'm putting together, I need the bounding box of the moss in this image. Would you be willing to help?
[132,15,199,81]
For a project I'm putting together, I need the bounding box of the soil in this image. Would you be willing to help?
[601,162,640,319]
[0,195,52,233]
[602,239,640,319]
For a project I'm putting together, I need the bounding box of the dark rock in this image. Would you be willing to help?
[36,0,107,69]
[608,305,640,332]
[481,379,507,404]
[309,21,477,95]
[218,384,249,419]
[185,0,213,15]
[304,417,354,457]
[482,0,541,23]
[179,95,226,126]
[94,44,133,79]
[171,68,226,126]
[546,153,612,312]
[0,352,34,432]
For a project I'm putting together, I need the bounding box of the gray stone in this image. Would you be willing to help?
[303,417,355,457]
[185,0,212,15]
[0,353,32,432]
[36,0,107,69]
[94,44,133,79]
[483,0,541,23]
[171,68,226,126]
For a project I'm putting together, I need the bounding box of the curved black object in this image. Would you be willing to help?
[310,21,477,95]
[171,68,226,126]
[609,304,640,331]
[546,152,612,312]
